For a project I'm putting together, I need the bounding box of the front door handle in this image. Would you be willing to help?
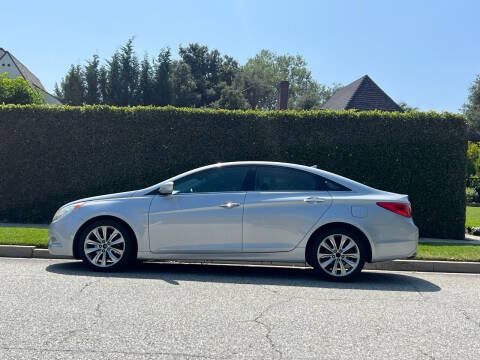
[219,202,240,208]
[304,196,326,203]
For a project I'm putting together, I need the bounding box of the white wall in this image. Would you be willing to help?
[0,53,22,78]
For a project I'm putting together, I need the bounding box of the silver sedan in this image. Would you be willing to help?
[49,161,418,281]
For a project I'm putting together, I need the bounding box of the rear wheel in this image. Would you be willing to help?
[308,228,366,282]
[78,220,136,271]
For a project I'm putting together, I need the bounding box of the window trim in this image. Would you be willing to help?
[170,165,252,195]
[251,165,351,193]
[150,164,351,195]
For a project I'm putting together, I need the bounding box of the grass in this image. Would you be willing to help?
[415,243,480,262]
[466,206,480,228]
[0,227,48,248]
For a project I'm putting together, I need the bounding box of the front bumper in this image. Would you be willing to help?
[48,218,75,257]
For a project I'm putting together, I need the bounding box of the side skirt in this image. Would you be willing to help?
[137,246,306,264]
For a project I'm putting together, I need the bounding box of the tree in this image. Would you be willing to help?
[55,65,85,105]
[0,73,45,104]
[118,38,139,106]
[106,51,122,106]
[54,39,337,110]
[177,43,240,107]
[467,141,480,176]
[294,83,341,110]
[170,61,198,107]
[138,54,154,106]
[238,50,335,110]
[210,85,250,110]
[464,75,480,141]
[98,65,108,104]
[398,102,419,112]
[153,48,172,106]
[84,54,100,104]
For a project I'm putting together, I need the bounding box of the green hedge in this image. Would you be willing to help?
[0,105,467,238]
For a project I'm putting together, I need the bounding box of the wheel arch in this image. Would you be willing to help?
[305,222,373,264]
[72,215,138,259]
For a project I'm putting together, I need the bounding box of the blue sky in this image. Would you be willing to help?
[2,0,479,112]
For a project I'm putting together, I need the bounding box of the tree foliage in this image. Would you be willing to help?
[398,102,419,112]
[0,73,45,105]
[55,39,338,110]
[467,141,480,176]
[464,75,480,141]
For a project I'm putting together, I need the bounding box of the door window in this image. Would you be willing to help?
[173,166,250,194]
[254,166,320,191]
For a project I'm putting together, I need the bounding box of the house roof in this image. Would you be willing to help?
[321,75,402,112]
[0,47,46,91]
[0,47,62,104]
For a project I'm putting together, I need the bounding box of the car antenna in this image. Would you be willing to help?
[311,165,318,168]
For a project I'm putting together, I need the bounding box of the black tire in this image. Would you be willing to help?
[307,227,367,282]
[78,219,136,272]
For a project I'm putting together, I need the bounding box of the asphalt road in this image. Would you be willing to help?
[0,258,479,359]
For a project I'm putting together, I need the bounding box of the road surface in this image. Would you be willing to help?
[0,258,479,359]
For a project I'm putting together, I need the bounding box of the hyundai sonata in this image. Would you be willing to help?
[49,161,418,281]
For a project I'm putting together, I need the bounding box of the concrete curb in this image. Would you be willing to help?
[0,245,73,259]
[0,245,479,273]
[364,260,480,274]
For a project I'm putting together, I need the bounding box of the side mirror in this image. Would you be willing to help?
[158,181,174,195]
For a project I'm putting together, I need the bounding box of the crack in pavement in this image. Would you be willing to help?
[420,349,436,359]
[245,296,300,359]
[79,279,98,294]
[458,308,480,329]
[44,300,105,347]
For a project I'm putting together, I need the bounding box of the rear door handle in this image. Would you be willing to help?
[304,196,326,203]
[219,202,240,208]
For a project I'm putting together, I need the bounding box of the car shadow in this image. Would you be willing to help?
[45,261,441,293]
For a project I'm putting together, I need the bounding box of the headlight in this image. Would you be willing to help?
[52,202,85,222]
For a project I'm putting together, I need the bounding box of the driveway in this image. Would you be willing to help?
[0,258,479,359]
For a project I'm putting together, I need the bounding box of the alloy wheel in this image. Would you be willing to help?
[317,234,360,277]
[83,225,125,268]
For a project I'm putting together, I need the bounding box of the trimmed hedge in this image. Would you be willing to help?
[0,105,467,238]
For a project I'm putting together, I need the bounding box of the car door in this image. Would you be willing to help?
[243,166,332,252]
[148,165,250,253]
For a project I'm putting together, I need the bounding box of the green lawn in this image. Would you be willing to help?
[0,227,48,248]
[466,206,480,228]
[416,243,480,262]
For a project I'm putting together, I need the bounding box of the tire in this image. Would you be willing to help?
[307,227,367,282]
[78,219,136,271]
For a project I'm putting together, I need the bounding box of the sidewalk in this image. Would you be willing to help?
[420,234,480,245]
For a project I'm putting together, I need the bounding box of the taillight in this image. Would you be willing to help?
[376,202,412,218]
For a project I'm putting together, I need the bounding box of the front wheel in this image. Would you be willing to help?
[308,228,366,282]
[78,220,136,271]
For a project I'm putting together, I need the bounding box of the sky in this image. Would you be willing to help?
[2,0,479,112]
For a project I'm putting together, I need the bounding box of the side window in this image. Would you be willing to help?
[173,166,249,194]
[321,178,351,191]
[254,166,319,191]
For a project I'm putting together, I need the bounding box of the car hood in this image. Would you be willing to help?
[64,190,139,207]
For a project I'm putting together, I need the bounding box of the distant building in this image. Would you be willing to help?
[322,75,402,112]
[0,48,62,105]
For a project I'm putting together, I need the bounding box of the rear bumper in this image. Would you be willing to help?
[368,221,419,262]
